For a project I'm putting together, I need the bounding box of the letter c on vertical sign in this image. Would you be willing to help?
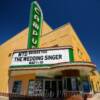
[35,7,40,15]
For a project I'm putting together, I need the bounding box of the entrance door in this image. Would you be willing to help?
[45,80,51,97]
[57,80,63,97]
[44,80,63,98]
[45,80,57,98]
[51,80,57,98]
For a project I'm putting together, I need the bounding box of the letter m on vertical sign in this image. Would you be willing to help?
[28,1,43,48]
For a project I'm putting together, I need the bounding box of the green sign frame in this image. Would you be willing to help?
[28,1,43,48]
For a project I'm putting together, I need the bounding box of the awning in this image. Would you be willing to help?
[10,62,96,76]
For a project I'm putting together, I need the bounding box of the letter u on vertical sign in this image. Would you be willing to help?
[28,1,43,48]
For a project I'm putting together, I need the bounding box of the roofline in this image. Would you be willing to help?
[41,22,71,37]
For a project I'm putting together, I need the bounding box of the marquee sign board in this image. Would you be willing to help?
[10,47,74,68]
[28,1,43,48]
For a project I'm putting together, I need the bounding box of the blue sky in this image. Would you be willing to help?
[0,0,100,70]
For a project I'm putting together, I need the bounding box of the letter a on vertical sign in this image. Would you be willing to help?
[28,1,43,48]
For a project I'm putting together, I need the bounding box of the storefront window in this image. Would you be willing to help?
[64,77,79,91]
[83,80,91,92]
[71,78,79,91]
[28,80,43,96]
[12,81,22,94]
[28,80,34,96]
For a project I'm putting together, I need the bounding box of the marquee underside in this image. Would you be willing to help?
[10,62,96,76]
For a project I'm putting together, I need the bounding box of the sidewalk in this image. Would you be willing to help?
[87,93,100,100]
[0,96,8,100]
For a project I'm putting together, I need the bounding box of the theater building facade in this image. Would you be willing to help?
[0,1,100,99]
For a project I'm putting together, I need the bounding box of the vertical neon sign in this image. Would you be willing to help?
[28,1,43,48]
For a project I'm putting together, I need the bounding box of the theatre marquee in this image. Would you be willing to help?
[10,47,74,68]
